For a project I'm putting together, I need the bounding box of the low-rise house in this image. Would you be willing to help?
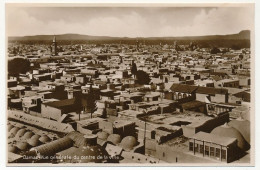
[22,96,42,114]
[41,98,78,121]
[188,131,237,163]
[195,86,228,103]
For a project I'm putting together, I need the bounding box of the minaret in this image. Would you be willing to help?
[51,35,57,56]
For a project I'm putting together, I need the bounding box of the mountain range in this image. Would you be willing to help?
[8,30,250,42]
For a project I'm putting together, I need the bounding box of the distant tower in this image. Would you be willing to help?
[136,40,139,50]
[51,36,57,56]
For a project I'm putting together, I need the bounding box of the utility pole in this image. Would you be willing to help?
[143,109,147,155]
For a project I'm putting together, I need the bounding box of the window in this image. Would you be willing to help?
[195,144,199,153]
[189,142,194,151]
[210,147,215,157]
[221,149,226,160]
[200,144,204,154]
[205,146,209,156]
[208,105,215,111]
[32,100,37,105]
[216,148,220,159]
[151,131,155,139]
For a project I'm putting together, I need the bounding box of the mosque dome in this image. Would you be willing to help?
[31,134,41,141]
[15,129,27,139]
[39,135,51,143]
[97,131,109,141]
[22,131,35,140]
[10,127,20,135]
[16,142,31,151]
[211,124,249,151]
[120,136,137,151]
[107,134,121,145]
[8,124,14,131]
[8,145,20,153]
[228,119,250,144]
[27,138,41,147]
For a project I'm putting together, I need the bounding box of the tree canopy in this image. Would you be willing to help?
[210,47,221,54]
[8,58,31,76]
[136,70,151,85]
[74,90,98,119]
[131,62,137,76]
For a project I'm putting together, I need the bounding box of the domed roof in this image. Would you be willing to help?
[15,129,27,138]
[27,138,41,147]
[16,142,30,151]
[228,119,250,144]
[10,127,20,135]
[8,124,14,131]
[8,132,15,138]
[8,145,20,153]
[22,131,34,140]
[39,135,51,143]
[211,124,249,151]
[97,131,109,140]
[107,134,121,145]
[31,134,41,141]
[120,136,137,151]
[76,145,109,163]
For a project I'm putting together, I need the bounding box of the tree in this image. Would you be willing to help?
[210,47,221,54]
[131,62,137,78]
[8,58,31,76]
[74,90,97,120]
[136,70,151,85]
[81,90,97,119]
[231,44,241,50]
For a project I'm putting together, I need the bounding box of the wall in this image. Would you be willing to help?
[155,128,183,144]
[99,121,113,134]
[182,125,196,138]
[114,123,136,137]
[41,104,62,120]
[239,78,250,86]
[182,113,229,137]
[211,94,227,103]
[165,92,174,100]
[177,95,196,104]
[106,108,118,116]
[77,124,94,135]
[197,113,229,133]
[196,93,208,103]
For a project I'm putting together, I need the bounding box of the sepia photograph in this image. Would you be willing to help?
[5,3,254,166]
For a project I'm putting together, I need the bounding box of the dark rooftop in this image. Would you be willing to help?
[196,86,228,95]
[43,98,76,109]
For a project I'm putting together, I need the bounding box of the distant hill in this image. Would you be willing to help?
[8,30,250,41]
[8,30,250,48]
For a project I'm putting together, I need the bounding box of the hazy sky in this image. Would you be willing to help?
[6,6,254,37]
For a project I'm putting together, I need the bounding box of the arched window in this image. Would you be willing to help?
[178,93,182,99]
[174,93,178,100]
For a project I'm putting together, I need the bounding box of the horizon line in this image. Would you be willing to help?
[7,30,250,39]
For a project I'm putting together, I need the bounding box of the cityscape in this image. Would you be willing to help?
[6,5,253,165]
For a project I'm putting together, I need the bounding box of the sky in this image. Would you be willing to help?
[6,5,254,37]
